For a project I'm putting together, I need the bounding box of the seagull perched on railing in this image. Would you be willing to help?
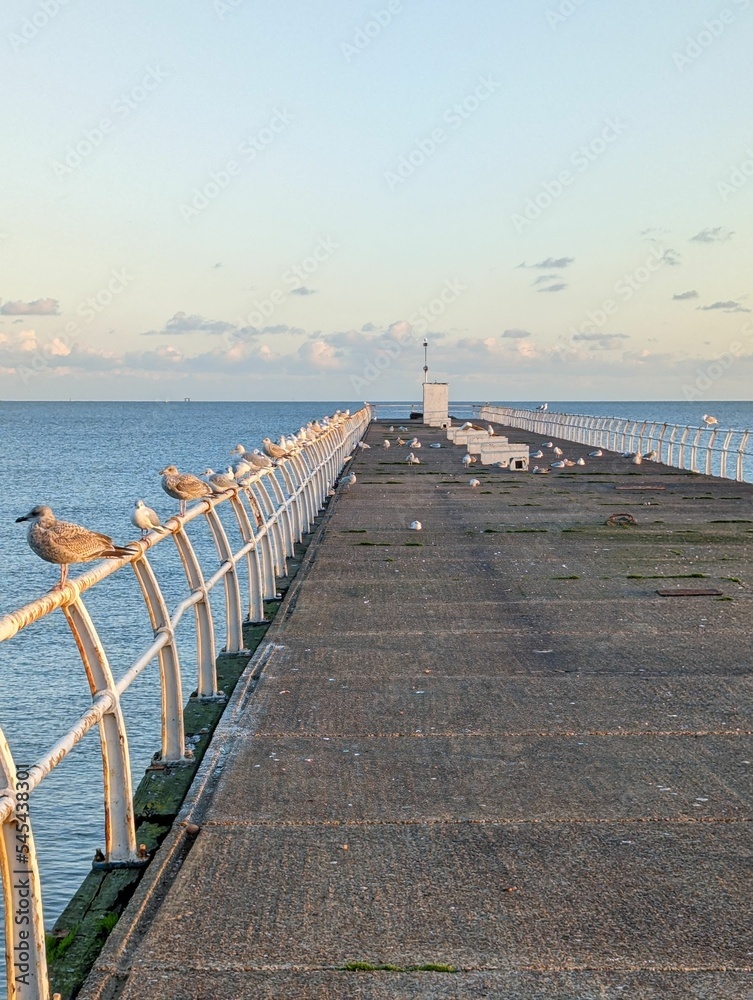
[537,403,549,411]
[262,438,291,461]
[131,500,167,538]
[16,505,135,587]
[202,468,239,494]
[160,466,212,516]
[702,414,718,426]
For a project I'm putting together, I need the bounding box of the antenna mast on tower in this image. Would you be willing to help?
[423,338,429,384]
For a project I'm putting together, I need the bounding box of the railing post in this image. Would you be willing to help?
[735,431,749,481]
[131,555,190,761]
[0,733,48,1000]
[718,430,734,480]
[228,493,266,624]
[62,598,138,862]
[172,527,218,699]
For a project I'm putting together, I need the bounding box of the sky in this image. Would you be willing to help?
[1,0,752,401]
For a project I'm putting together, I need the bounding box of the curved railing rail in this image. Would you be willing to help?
[0,406,371,1000]
[480,406,753,482]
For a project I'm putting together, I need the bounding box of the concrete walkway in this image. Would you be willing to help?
[82,420,752,999]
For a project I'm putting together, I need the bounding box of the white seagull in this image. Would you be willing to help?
[702,414,718,426]
[409,520,422,530]
[131,500,167,537]
[469,478,481,488]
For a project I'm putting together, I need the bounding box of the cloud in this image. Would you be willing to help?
[673,290,699,300]
[690,227,734,244]
[659,249,682,267]
[532,274,557,286]
[697,300,750,313]
[641,227,670,238]
[538,283,568,293]
[518,257,574,269]
[501,328,531,339]
[142,311,236,337]
[0,297,60,315]
[289,286,317,296]
[572,332,629,351]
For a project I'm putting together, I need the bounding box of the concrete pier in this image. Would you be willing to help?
[82,420,752,999]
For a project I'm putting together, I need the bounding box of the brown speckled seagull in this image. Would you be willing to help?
[159,465,212,515]
[16,505,134,587]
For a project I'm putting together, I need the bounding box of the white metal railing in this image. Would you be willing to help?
[0,406,370,1000]
[479,406,753,482]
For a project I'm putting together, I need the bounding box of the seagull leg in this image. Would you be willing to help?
[59,564,68,587]
[179,500,187,516]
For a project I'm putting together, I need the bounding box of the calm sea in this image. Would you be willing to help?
[0,398,750,974]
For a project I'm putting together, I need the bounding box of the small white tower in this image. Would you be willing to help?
[421,338,449,428]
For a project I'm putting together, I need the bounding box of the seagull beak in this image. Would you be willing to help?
[15,515,28,523]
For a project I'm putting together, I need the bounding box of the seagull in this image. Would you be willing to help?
[202,468,238,494]
[262,438,289,460]
[160,466,212,516]
[396,437,406,446]
[407,453,421,465]
[537,403,548,411]
[408,438,421,448]
[462,454,473,467]
[249,449,274,469]
[530,450,544,459]
[398,425,409,432]
[702,414,718,426]
[576,457,586,466]
[550,460,566,469]
[357,441,371,450]
[589,449,603,457]
[383,439,391,448]
[553,446,563,457]
[469,478,481,488]
[131,500,167,537]
[631,453,643,465]
[389,425,395,432]
[543,442,554,449]
[230,444,255,462]
[643,450,657,461]
[531,466,549,474]
[344,472,357,486]
[487,425,495,436]
[231,459,252,478]
[429,443,442,448]
[409,520,422,530]
[16,505,135,587]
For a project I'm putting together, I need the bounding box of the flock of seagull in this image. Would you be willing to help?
[529,441,660,475]
[15,410,352,589]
